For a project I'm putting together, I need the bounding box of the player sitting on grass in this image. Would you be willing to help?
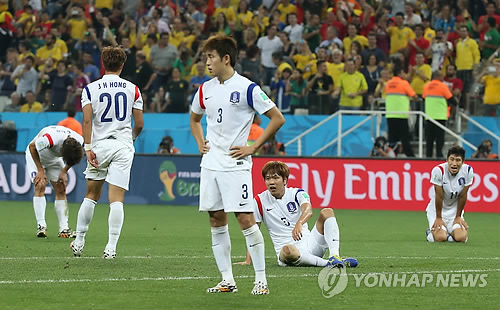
[26,125,83,238]
[426,145,472,243]
[236,161,358,268]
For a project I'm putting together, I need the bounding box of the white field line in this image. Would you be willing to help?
[0,255,498,260]
[0,269,499,285]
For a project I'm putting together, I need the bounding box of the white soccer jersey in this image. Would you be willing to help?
[81,74,143,147]
[31,125,83,157]
[426,162,474,218]
[253,187,311,256]
[191,71,275,171]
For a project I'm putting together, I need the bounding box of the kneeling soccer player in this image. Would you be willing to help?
[237,161,358,268]
[426,145,472,243]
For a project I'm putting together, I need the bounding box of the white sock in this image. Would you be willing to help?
[33,197,47,227]
[447,234,456,242]
[323,217,340,256]
[211,225,234,284]
[426,232,434,242]
[54,200,69,231]
[75,198,96,244]
[297,253,329,266]
[106,202,124,251]
[242,224,266,285]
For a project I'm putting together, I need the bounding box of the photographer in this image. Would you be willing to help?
[157,136,181,154]
[471,139,498,159]
[369,136,396,158]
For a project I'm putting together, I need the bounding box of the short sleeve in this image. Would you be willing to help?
[430,166,444,186]
[133,85,144,110]
[248,84,276,115]
[465,165,474,186]
[295,189,311,207]
[81,85,91,108]
[406,81,416,97]
[35,135,52,152]
[253,195,263,223]
[191,84,205,115]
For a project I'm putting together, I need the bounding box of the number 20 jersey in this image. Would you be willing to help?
[81,74,143,147]
[426,162,474,218]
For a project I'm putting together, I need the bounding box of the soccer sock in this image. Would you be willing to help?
[242,224,266,285]
[447,234,456,242]
[297,253,329,267]
[33,196,47,227]
[75,198,96,244]
[426,233,435,242]
[211,225,234,284]
[106,202,124,251]
[323,217,340,256]
[54,200,69,231]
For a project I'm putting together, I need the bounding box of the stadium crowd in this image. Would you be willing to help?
[0,0,499,119]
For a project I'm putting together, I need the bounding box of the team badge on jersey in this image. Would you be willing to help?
[458,177,465,186]
[287,202,297,213]
[230,91,240,104]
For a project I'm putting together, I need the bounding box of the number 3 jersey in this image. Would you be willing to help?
[426,162,474,218]
[253,187,311,256]
[191,71,275,171]
[81,74,143,147]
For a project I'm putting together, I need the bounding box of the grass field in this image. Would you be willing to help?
[0,201,499,310]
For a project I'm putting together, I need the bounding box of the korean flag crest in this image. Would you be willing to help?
[230,91,240,104]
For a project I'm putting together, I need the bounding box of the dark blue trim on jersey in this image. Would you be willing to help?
[84,86,91,101]
[247,83,257,108]
[468,165,471,173]
[295,189,305,206]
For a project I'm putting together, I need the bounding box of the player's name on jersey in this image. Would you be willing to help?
[98,81,128,89]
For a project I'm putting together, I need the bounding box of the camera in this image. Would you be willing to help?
[477,143,490,154]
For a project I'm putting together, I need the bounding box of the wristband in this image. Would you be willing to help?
[84,144,92,151]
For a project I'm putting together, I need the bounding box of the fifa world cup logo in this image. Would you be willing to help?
[159,161,177,201]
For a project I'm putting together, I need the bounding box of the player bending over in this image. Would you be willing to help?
[26,125,83,238]
[70,46,144,259]
[426,146,472,243]
[237,161,358,268]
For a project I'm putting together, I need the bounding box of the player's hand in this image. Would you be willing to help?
[198,140,210,154]
[292,223,303,241]
[229,145,255,159]
[57,171,68,189]
[86,150,99,168]
[432,217,447,232]
[233,260,251,265]
[34,169,48,187]
[453,217,468,230]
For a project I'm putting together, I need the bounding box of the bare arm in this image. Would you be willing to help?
[190,112,209,154]
[432,184,446,230]
[82,104,98,168]
[29,142,48,187]
[132,108,144,141]
[292,202,312,241]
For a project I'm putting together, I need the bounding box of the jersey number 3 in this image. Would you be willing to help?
[100,92,127,122]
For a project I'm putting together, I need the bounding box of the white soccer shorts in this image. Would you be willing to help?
[199,168,253,213]
[84,139,134,191]
[278,226,328,266]
[25,147,65,183]
[426,209,466,234]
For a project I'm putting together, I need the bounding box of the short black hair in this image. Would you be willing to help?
[203,35,238,67]
[447,145,466,160]
[395,12,405,18]
[488,17,497,28]
[61,137,83,167]
[67,108,76,117]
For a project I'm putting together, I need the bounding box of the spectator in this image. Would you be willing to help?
[318,26,343,52]
[189,61,211,100]
[361,32,385,66]
[257,25,283,86]
[35,34,63,70]
[287,68,307,114]
[480,17,500,60]
[388,12,415,56]
[476,2,500,41]
[291,40,316,80]
[409,52,432,99]
[150,32,178,90]
[423,71,453,158]
[302,13,321,53]
[261,134,286,155]
[48,61,73,111]
[271,67,292,114]
[271,51,293,73]
[30,26,45,54]
[135,51,155,96]
[429,29,453,72]
[58,109,82,135]
[479,63,500,117]
[408,24,430,67]
[66,6,89,41]
[456,25,480,110]
[283,12,303,44]
[373,12,390,55]
[404,3,422,26]
[443,64,463,120]
[361,54,383,107]
[172,48,193,80]
[278,32,294,58]
[75,28,100,67]
[248,113,264,147]
[151,86,168,113]
[70,62,90,112]
[20,90,42,112]
[333,58,367,111]
[157,136,181,154]
[343,24,368,55]
[240,45,261,82]
[120,37,137,81]
[369,136,396,158]
[307,60,334,114]
[433,5,455,33]
[211,12,231,36]
[374,68,391,103]
[10,55,38,97]
[82,52,100,81]
[165,67,189,113]
[471,139,499,159]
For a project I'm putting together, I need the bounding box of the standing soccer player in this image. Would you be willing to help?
[70,46,144,259]
[425,146,472,243]
[190,35,285,295]
[26,125,84,238]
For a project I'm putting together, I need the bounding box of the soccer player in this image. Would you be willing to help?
[190,35,285,295]
[70,46,144,259]
[425,146,472,243]
[26,125,84,238]
[236,161,358,268]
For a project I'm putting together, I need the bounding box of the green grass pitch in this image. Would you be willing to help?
[0,201,499,310]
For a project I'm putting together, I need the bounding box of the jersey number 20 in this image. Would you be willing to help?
[100,92,127,122]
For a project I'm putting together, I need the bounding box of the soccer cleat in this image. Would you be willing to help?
[251,281,269,295]
[58,228,76,238]
[103,248,116,259]
[326,254,345,268]
[342,257,358,268]
[426,228,431,238]
[70,241,84,257]
[36,225,47,238]
[206,280,238,293]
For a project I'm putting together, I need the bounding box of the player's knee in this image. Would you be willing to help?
[279,244,300,265]
[34,183,46,195]
[319,208,334,219]
[433,230,448,242]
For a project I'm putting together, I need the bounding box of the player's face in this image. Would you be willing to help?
[447,154,464,175]
[206,49,224,77]
[265,173,286,198]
